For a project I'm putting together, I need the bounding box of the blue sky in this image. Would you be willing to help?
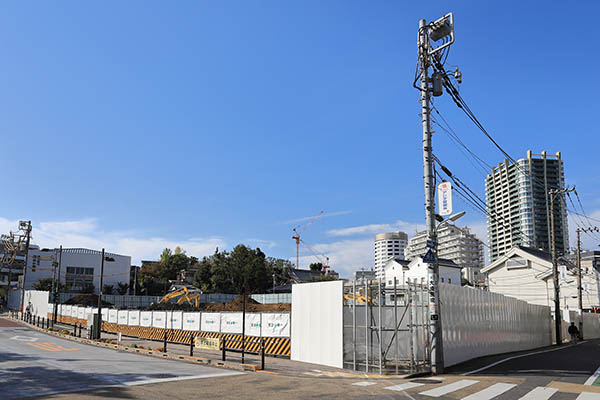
[2,1,599,277]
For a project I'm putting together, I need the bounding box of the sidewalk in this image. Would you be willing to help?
[7,314,395,379]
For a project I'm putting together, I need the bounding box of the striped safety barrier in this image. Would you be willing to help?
[57,317,290,357]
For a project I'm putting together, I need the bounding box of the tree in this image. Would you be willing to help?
[33,278,54,291]
[117,282,129,295]
[103,284,114,295]
[193,256,214,293]
[266,257,293,287]
[309,262,323,272]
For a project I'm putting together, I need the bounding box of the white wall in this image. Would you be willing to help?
[291,280,343,368]
[22,290,50,318]
[385,258,461,287]
[441,284,552,367]
[25,247,131,294]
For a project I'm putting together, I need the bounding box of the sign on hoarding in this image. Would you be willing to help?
[438,182,452,216]
[194,336,220,351]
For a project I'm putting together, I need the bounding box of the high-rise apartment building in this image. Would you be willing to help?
[485,150,568,262]
[404,225,484,285]
[374,232,408,279]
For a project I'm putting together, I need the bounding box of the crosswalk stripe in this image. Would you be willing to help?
[385,382,425,392]
[419,380,479,397]
[352,381,377,386]
[461,383,517,400]
[518,387,558,400]
[577,393,600,400]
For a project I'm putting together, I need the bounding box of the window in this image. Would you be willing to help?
[65,266,94,292]
[448,278,451,284]
[441,278,445,282]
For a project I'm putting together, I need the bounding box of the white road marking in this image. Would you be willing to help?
[384,382,424,391]
[352,381,377,386]
[463,342,586,376]
[461,383,516,400]
[576,393,600,400]
[585,366,600,386]
[419,379,479,397]
[124,371,244,386]
[10,335,38,341]
[517,387,558,400]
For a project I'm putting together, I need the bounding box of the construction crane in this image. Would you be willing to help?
[292,210,323,269]
[300,239,330,272]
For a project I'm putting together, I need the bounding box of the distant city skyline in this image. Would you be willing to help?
[2,2,600,277]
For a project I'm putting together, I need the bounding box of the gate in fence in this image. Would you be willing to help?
[343,278,430,374]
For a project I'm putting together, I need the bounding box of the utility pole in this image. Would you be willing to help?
[19,221,32,312]
[576,227,599,339]
[549,187,575,345]
[96,248,106,339]
[53,245,62,324]
[417,13,454,375]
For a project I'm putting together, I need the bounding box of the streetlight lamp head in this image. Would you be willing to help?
[448,211,466,222]
[429,18,453,42]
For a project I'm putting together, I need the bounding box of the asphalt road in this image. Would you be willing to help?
[0,318,242,399]
[2,318,600,399]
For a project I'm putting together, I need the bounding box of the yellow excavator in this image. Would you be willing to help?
[160,286,202,308]
[343,292,375,305]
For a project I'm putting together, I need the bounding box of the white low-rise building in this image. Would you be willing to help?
[482,246,600,311]
[383,256,462,287]
[25,246,131,294]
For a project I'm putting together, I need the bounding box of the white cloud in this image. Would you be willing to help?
[326,220,423,237]
[282,210,352,225]
[294,238,374,279]
[0,216,226,265]
[245,238,278,250]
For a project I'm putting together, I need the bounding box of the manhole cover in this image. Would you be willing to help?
[411,378,443,384]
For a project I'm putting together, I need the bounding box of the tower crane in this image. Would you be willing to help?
[300,239,330,272]
[292,210,323,269]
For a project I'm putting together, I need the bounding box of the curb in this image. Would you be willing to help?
[8,317,256,373]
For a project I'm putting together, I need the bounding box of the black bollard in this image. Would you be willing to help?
[73,324,77,336]
[260,337,265,371]
[78,324,82,338]
[189,335,194,357]
[163,330,167,353]
[221,337,226,361]
[42,318,45,329]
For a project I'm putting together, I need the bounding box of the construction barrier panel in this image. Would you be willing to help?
[200,312,220,332]
[140,311,152,328]
[118,310,128,325]
[182,312,201,331]
[54,308,291,357]
[244,313,261,337]
[262,313,290,337]
[166,311,183,330]
[108,309,118,323]
[220,312,242,334]
[152,311,166,329]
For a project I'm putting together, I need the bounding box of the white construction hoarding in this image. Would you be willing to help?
[182,312,201,331]
[152,311,166,329]
[108,309,118,323]
[128,310,140,326]
[245,313,261,337]
[140,311,152,327]
[262,313,290,337]
[291,281,344,368]
[200,312,220,332]
[220,312,242,334]
[167,311,183,330]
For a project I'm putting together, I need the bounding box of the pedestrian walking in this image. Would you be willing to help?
[568,322,579,345]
